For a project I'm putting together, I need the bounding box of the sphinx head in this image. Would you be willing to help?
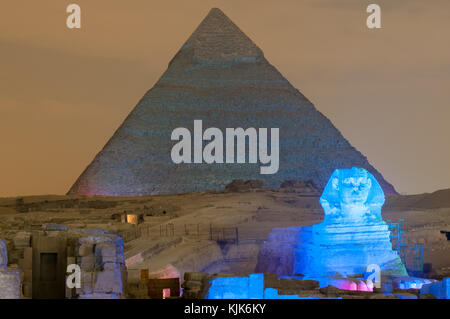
[320,167,385,222]
[333,168,372,206]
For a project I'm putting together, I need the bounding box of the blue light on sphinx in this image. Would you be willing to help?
[293,167,407,278]
[207,167,409,299]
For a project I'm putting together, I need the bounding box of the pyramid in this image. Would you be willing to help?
[68,8,396,196]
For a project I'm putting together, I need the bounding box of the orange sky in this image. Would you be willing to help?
[1,0,449,196]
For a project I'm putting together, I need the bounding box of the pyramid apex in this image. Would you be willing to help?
[209,7,225,13]
[177,7,263,63]
[205,8,229,19]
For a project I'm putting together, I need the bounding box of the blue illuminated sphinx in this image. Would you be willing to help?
[256,167,407,278]
[294,167,407,277]
[320,167,384,224]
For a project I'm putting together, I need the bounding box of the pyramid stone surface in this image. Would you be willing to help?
[68,8,396,196]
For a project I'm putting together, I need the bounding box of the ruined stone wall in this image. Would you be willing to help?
[14,233,32,298]
[0,239,22,299]
[0,269,21,299]
[76,234,125,299]
[0,239,7,269]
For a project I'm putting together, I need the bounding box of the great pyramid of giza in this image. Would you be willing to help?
[68,8,396,196]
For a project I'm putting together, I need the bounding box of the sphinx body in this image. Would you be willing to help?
[256,167,407,278]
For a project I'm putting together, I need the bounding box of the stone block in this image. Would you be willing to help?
[80,256,98,272]
[276,278,319,290]
[183,280,203,290]
[76,271,95,295]
[13,232,31,249]
[23,282,32,298]
[23,270,32,283]
[18,258,24,270]
[102,262,120,271]
[23,247,33,269]
[94,269,123,294]
[116,244,124,257]
[184,272,209,281]
[95,243,116,258]
[66,285,73,299]
[67,257,76,266]
[78,244,94,257]
[0,240,7,270]
[0,269,21,299]
[42,223,68,231]
[101,256,118,264]
[182,289,202,299]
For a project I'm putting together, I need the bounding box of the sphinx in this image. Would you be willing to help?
[256,167,407,278]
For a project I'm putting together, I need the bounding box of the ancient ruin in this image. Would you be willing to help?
[68,8,396,197]
[0,226,125,299]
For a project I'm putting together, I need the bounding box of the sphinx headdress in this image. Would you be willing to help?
[319,167,385,222]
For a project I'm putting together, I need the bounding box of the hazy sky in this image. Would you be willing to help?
[1,0,449,196]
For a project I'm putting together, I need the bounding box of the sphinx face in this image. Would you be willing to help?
[321,167,384,223]
[331,169,372,206]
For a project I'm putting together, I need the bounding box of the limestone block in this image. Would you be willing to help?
[76,271,95,295]
[115,255,125,264]
[23,247,32,269]
[94,268,123,294]
[23,270,32,283]
[78,244,94,257]
[102,262,120,271]
[80,256,98,272]
[183,280,203,290]
[182,289,202,299]
[0,269,21,299]
[184,272,209,281]
[18,258,25,270]
[115,244,124,257]
[66,285,73,299]
[319,285,345,296]
[23,282,32,298]
[13,232,31,249]
[101,256,118,264]
[42,223,68,231]
[273,279,319,291]
[95,243,116,258]
[0,240,7,270]
[67,257,76,266]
